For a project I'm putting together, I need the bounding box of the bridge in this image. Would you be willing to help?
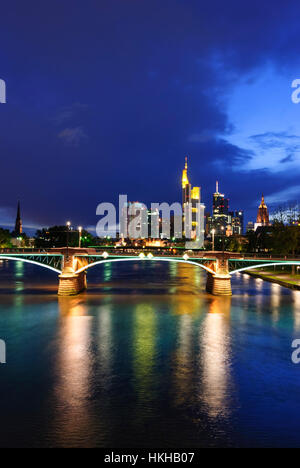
[0,248,300,296]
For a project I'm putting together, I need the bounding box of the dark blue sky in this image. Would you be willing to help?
[1,0,300,233]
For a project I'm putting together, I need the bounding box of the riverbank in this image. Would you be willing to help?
[246,270,300,290]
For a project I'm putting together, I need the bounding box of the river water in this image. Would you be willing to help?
[0,260,299,448]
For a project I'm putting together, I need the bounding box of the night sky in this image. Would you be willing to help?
[1,0,300,234]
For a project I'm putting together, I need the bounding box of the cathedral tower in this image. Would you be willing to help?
[14,201,22,236]
[255,194,270,230]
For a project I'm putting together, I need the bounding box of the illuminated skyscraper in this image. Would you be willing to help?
[121,202,148,239]
[229,210,244,235]
[181,157,205,247]
[211,182,229,235]
[148,208,159,238]
[182,156,191,206]
[207,183,243,237]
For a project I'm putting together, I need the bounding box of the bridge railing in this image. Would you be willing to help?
[1,247,300,261]
[231,253,300,261]
[0,248,52,254]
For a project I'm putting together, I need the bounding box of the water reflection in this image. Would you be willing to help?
[169,262,178,279]
[200,297,232,418]
[103,263,113,282]
[133,303,157,404]
[2,261,300,447]
[51,297,96,447]
[173,314,194,406]
[97,306,113,389]
[171,294,202,315]
[254,278,264,314]
[15,261,24,278]
[173,263,203,293]
[270,283,281,323]
[292,290,300,331]
[15,261,24,292]
[170,263,205,314]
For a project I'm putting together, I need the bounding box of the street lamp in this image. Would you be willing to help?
[78,226,82,248]
[211,228,215,251]
[66,221,71,258]
[221,225,225,255]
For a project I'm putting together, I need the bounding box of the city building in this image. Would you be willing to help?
[147,208,160,238]
[170,214,183,239]
[206,183,244,238]
[206,182,229,235]
[212,181,229,234]
[254,195,271,231]
[181,157,205,248]
[120,201,148,239]
[205,212,211,236]
[230,210,244,235]
[246,221,255,232]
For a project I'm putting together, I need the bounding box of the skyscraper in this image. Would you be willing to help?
[230,210,244,235]
[181,157,205,247]
[182,157,191,204]
[207,183,243,237]
[211,181,229,235]
[148,208,159,238]
[120,202,148,239]
[14,201,22,236]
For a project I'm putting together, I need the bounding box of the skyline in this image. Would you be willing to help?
[1,2,300,450]
[0,163,294,236]
[2,164,271,237]
[1,1,300,232]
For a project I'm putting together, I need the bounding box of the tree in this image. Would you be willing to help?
[35,226,95,248]
[227,236,246,252]
[0,228,12,248]
[80,230,94,247]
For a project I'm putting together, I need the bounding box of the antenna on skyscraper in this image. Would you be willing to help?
[185,155,188,169]
[216,181,219,193]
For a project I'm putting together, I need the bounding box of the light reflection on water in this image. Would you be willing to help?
[0,261,300,447]
[200,297,232,419]
[52,301,94,447]
[292,291,300,332]
[133,303,156,401]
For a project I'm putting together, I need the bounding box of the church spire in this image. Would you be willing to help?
[256,194,269,225]
[259,194,266,208]
[14,201,22,236]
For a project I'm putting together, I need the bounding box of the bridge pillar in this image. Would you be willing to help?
[206,256,232,296]
[58,271,87,296]
[57,251,87,296]
[206,272,232,296]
